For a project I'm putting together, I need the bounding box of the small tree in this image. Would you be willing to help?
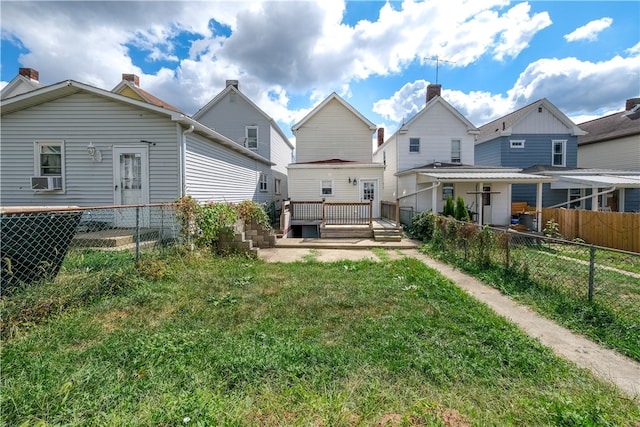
[443,196,455,217]
[454,196,471,221]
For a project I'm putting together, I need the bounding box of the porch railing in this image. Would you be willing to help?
[290,201,373,226]
[380,200,400,225]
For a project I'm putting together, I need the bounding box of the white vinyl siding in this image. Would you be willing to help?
[0,93,180,207]
[578,136,640,171]
[294,98,374,163]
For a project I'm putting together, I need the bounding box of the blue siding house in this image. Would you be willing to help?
[475,98,587,208]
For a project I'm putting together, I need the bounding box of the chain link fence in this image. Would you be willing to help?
[1,204,181,296]
[410,214,640,360]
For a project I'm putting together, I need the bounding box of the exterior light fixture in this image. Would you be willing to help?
[87,142,102,162]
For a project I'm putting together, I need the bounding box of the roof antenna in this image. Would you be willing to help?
[424,56,456,84]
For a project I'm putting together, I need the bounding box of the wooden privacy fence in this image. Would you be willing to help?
[541,208,640,253]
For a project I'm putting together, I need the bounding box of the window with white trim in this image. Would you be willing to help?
[245,126,258,149]
[569,188,582,209]
[442,183,454,200]
[451,139,461,163]
[409,138,420,153]
[259,172,268,192]
[32,141,65,192]
[510,140,525,149]
[552,140,566,166]
[274,178,281,195]
[321,180,333,196]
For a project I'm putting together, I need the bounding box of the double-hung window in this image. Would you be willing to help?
[451,139,461,163]
[321,180,333,196]
[274,178,281,195]
[33,141,64,191]
[259,172,268,192]
[409,138,420,153]
[552,140,566,167]
[442,183,454,200]
[245,126,258,149]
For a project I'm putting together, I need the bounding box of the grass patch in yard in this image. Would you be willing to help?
[2,252,638,426]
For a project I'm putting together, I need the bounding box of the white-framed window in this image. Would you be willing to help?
[510,140,525,149]
[442,183,454,200]
[569,188,583,209]
[321,180,333,196]
[33,141,65,191]
[552,140,566,166]
[259,172,268,192]
[274,178,281,195]
[409,137,420,153]
[451,139,461,163]
[245,126,258,149]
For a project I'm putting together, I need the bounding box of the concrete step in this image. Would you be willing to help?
[373,229,403,242]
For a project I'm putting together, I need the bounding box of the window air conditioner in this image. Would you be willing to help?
[31,176,63,191]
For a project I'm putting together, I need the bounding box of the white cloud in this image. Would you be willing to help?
[564,17,613,43]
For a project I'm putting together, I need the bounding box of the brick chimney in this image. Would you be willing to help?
[426,84,441,103]
[377,128,384,147]
[226,80,239,90]
[625,98,640,111]
[122,74,140,87]
[19,68,39,82]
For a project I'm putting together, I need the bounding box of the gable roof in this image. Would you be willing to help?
[193,83,294,150]
[577,109,640,146]
[476,98,586,144]
[374,95,479,154]
[291,92,376,132]
[0,79,273,165]
[0,73,43,100]
[111,79,183,113]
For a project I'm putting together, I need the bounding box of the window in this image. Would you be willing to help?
[321,180,333,196]
[569,188,582,209]
[36,141,64,176]
[274,178,281,195]
[510,140,525,149]
[259,172,268,192]
[409,138,420,153]
[442,183,454,200]
[552,140,566,166]
[245,126,258,149]
[451,139,461,163]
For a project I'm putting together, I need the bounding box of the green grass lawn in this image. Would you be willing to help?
[2,250,638,426]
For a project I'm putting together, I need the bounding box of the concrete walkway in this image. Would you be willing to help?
[258,241,640,401]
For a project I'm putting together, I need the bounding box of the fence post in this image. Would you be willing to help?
[588,245,595,302]
[505,232,510,269]
[135,206,141,261]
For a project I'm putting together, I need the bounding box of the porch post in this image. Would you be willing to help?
[369,200,373,227]
[536,182,543,232]
[477,182,484,225]
[591,186,599,211]
[431,183,437,213]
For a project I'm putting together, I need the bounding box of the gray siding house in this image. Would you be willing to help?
[193,80,294,208]
[0,73,274,221]
[475,98,587,208]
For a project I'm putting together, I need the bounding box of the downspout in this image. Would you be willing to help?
[180,125,195,197]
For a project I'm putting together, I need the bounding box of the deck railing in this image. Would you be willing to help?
[380,200,400,225]
[290,200,373,226]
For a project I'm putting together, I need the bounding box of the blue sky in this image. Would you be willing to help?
[2,1,639,143]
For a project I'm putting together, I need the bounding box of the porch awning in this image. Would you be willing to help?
[419,172,555,183]
[550,175,640,189]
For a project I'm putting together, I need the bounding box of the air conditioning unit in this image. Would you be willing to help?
[31,176,63,191]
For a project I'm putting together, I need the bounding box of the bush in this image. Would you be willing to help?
[406,210,438,240]
[454,196,471,221]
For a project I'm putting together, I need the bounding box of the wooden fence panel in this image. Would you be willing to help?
[542,208,640,253]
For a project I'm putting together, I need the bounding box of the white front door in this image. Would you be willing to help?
[482,185,492,225]
[113,146,149,227]
[361,179,379,218]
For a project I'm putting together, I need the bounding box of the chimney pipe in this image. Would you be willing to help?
[625,98,640,111]
[19,68,39,82]
[377,128,384,147]
[122,74,140,86]
[426,84,442,103]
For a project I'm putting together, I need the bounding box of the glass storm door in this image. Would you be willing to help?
[482,185,492,225]
[361,179,379,218]
[113,146,149,227]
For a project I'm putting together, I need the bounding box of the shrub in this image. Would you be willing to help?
[235,200,271,229]
[454,196,471,221]
[407,210,437,240]
[443,196,455,217]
